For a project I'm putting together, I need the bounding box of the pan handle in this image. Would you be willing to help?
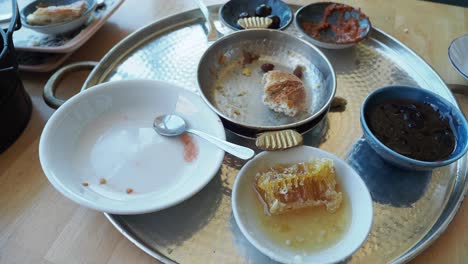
[43,61,98,109]
[255,129,304,151]
[194,0,219,41]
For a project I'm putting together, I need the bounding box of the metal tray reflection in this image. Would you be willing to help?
[77,5,467,264]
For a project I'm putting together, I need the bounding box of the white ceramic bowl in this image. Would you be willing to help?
[232,146,373,264]
[39,80,225,214]
[449,34,468,80]
[21,0,97,35]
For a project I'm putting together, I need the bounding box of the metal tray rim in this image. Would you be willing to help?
[83,4,468,264]
[104,213,176,264]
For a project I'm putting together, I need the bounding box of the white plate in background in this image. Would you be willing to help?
[449,34,468,80]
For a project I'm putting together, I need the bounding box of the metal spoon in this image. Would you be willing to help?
[194,0,219,42]
[153,114,255,160]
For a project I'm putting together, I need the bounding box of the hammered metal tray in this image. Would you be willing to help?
[79,5,467,264]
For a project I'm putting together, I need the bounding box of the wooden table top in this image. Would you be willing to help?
[1,0,467,263]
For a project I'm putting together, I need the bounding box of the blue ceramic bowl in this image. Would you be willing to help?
[360,86,468,171]
[20,0,97,35]
[295,2,371,49]
[219,0,293,31]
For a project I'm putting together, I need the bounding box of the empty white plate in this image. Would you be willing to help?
[39,80,225,214]
[449,34,468,80]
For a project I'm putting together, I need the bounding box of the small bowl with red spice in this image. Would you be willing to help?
[295,2,371,49]
[39,80,226,214]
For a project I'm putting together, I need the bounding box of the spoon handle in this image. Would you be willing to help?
[186,128,255,160]
[194,0,218,41]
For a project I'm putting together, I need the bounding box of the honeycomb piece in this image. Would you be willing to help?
[255,159,342,215]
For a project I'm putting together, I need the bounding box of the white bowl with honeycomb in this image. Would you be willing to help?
[232,145,373,264]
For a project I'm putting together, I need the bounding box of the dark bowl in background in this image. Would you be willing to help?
[219,0,293,31]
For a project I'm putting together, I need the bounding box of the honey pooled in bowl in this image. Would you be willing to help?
[253,159,350,251]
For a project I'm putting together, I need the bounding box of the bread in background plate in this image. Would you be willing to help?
[26,0,88,26]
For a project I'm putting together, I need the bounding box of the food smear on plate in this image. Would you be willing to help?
[253,159,349,251]
[301,3,368,44]
[180,133,198,162]
[367,99,455,161]
[242,51,259,65]
[218,54,226,65]
[262,70,306,117]
[26,0,88,25]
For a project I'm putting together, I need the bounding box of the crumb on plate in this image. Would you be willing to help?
[82,182,89,187]
[241,67,252,76]
[331,96,348,109]
[242,51,259,65]
[126,188,133,194]
[209,67,216,76]
[99,178,107,185]
[293,65,305,79]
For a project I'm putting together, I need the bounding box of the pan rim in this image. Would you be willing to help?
[196,29,337,131]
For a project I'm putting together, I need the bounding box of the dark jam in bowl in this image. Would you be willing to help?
[366,99,455,161]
